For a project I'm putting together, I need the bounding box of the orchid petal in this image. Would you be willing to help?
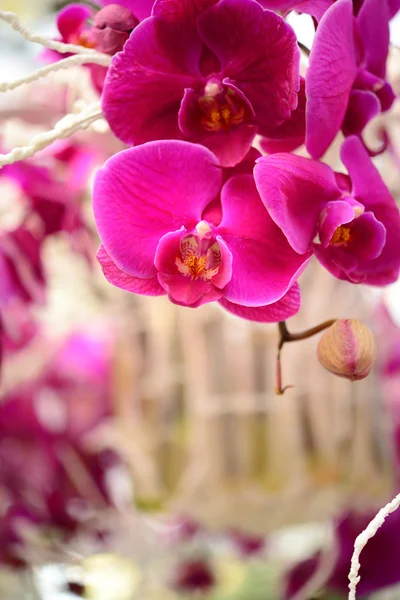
[198,0,300,127]
[306,0,357,158]
[254,153,340,254]
[97,245,165,295]
[218,174,310,306]
[102,17,202,145]
[219,283,301,322]
[93,141,222,278]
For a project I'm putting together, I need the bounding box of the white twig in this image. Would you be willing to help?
[348,491,400,600]
[0,10,97,55]
[0,102,103,167]
[0,53,112,93]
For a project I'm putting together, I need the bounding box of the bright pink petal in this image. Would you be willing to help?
[197,0,300,128]
[101,0,154,21]
[178,83,257,167]
[342,89,381,137]
[219,284,301,322]
[319,200,356,247]
[260,78,306,154]
[357,0,390,79]
[257,0,333,19]
[346,212,386,261]
[349,203,400,285]
[93,141,222,278]
[153,0,218,21]
[254,153,341,254]
[158,273,222,306]
[97,245,165,296]
[388,0,400,17]
[218,175,311,306]
[154,227,186,274]
[102,17,202,145]
[213,236,233,288]
[57,4,92,41]
[340,136,396,209]
[306,0,357,158]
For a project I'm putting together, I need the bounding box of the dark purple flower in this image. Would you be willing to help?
[230,530,265,557]
[0,330,120,567]
[306,0,396,158]
[0,227,46,307]
[8,142,97,261]
[254,136,400,286]
[172,558,216,594]
[102,0,301,166]
[285,510,400,598]
[93,140,310,321]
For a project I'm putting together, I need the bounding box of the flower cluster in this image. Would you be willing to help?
[0,330,124,568]
[81,0,400,322]
[0,140,101,373]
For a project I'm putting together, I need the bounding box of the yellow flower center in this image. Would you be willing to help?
[330,225,351,246]
[184,255,207,277]
[198,86,247,133]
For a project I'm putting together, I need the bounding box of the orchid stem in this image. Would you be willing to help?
[275,319,337,395]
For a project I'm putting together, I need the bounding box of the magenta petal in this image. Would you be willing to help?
[349,203,400,285]
[198,0,300,128]
[313,243,357,281]
[257,0,333,20]
[306,0,357,158]
[93,141,222,278]
[153,0,218,21]
[212,236,232,289]
[57,4,92,40]
[154,228,186,274]
[340,136,395,209]
[178,84,258,167]
[388,0,400,17]
[102,17,202,145]
[194,122,258,168]
[319,201,356,247]
[254,153,340,254]
[158,273,222,306]
[219,283,301,322]
[347,212,386,261]
[342,89,381,137]
[259,78,306,154]
[97,245,165,296]
[101,0,154,21]
[218,175,311,306]
[357,0,390,79]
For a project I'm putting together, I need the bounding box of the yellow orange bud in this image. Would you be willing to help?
[317,319,376,381]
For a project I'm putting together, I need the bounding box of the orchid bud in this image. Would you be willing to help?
[93,5,138,55]
[317,319,376,381]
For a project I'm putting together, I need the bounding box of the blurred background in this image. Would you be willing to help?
[1,1,400,599]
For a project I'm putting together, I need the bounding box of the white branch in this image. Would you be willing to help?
[0,53,112,93]
[348,491,400,600]
[0,102,103,168]
[0,10,98,55]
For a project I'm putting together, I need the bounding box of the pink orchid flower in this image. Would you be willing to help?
[102,0,302,166]
[93,140,310,322]
[254,136,400,285]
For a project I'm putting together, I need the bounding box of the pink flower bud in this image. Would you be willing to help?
[317,319,376,381]
[93,5,138,55]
